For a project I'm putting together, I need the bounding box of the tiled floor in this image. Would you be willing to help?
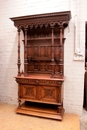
[0,103,80,130]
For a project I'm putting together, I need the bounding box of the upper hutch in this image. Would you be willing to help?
[10,11,71,120]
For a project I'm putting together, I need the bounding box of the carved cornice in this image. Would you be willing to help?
[10,11,71,29]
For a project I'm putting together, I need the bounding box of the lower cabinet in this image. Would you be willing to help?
[21,85,61,103]
[16,77,64,120]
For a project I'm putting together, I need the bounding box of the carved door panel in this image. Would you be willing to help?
[40,86,59,103]
[21,85,37,100]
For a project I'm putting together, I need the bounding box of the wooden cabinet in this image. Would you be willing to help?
[10,11,71,120]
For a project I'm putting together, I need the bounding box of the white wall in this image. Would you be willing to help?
[0,0,85,115]
[64,0,85,115]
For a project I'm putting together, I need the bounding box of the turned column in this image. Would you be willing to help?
[51,26,55,77]
[51,26,55,62]
[59,25,63,76]
[24,27,28,76]
[17,27,21,76]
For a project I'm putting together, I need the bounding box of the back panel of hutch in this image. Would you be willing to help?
[10,11,71,120]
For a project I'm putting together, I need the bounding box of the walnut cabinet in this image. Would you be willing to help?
[10,11,71,120]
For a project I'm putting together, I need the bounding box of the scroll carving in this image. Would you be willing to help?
[15,21,69,29]
[16,78,63,87]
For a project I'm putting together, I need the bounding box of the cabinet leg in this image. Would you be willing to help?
[18,100,21,108]
[57,106,62,114]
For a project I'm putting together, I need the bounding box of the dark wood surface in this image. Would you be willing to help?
[11,11,71,120]
[84,71,87,110]
[84,24,87,110]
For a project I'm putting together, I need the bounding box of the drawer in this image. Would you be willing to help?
[16,78,63,86]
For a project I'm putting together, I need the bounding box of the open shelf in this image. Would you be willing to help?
[22,37,66,41]
[16,101,64,120]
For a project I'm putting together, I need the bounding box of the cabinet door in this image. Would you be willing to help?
[39,86,59,103]
[20,84,61,104]
[21,85,37,100]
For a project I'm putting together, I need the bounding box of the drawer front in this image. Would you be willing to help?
[21,85,37,99]
[16,78,63,86]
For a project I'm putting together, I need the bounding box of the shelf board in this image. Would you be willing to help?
[16,101,64,120]
[27,37,51,40]
[15,73,65,81]
[19,98,62,105]
[22,37,66,41]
